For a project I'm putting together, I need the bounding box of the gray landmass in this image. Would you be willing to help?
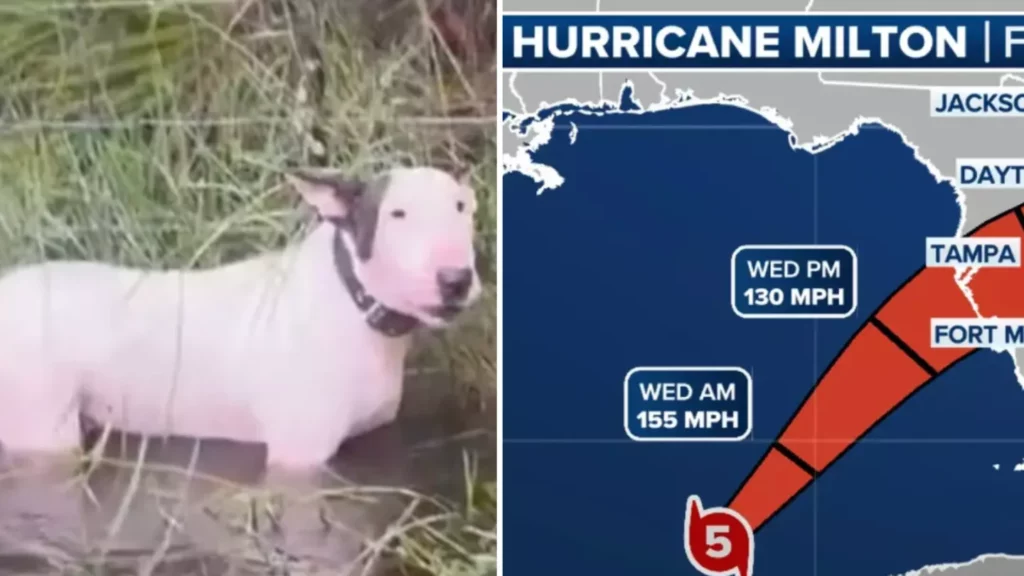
[503,0,1024,574]
[895,555,1024,576]
[504,0,1024,229]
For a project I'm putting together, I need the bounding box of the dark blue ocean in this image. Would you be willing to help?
[502,86,1024,575]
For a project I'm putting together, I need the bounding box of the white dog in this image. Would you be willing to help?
[0,166,481,469]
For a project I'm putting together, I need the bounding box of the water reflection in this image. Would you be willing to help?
[0,374,495,575]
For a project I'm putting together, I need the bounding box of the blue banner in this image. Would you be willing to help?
[502,13,1024,69]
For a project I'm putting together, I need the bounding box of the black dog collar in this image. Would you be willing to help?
[327,218,420,338]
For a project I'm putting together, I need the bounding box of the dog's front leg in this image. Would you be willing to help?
[260,440,369,572]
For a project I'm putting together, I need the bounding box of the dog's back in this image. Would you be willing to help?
[0,252,297,446]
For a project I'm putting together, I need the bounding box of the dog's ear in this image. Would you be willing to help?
[286,171,365,219]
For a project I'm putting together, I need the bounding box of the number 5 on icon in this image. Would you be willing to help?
[683,495,755,576]
[705,524,732,558]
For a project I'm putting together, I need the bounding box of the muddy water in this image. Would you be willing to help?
[0,373,495,575]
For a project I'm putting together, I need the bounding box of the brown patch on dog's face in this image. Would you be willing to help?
[349,174,390,261]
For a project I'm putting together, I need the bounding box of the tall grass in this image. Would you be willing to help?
[0,0,496,573]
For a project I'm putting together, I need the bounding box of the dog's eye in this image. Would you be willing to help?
[391,209,406,219]
[456,201,465,213]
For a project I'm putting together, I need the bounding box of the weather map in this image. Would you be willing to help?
[501,4,1024,576]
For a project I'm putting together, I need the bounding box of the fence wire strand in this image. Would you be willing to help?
[0,116,493,133]
[0,0,237,13]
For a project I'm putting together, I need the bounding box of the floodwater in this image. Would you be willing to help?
[0,372,495,575]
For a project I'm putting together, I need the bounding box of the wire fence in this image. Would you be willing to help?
[0,0,498,306]
[0,116,493,132]
[0,0,237,11]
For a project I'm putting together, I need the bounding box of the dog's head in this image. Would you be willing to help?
[287,166,481,328]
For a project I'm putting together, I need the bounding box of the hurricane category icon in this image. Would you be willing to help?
[684,495,754,576]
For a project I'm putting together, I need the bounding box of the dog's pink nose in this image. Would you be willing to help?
[436,267,472,303]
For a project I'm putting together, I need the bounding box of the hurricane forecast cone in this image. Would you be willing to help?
[727,206,1024,532]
